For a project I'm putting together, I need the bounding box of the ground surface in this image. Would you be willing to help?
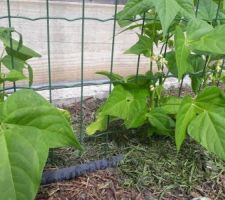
[37,86,225,200]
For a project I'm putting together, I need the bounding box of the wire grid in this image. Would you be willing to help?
[1,0,225,147]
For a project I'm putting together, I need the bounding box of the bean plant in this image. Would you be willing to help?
[0,27,81,200]
[87,0,225,160]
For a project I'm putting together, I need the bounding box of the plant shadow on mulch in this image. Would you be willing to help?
[37,86,225,200]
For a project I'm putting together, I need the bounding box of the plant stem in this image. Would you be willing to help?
[203,56,211,87]
[199,55,211,91]
[150,91,155,109]
[0,49,5,100]
[150,60,153,72]
[178,77,184,97]
[216,59,225,87]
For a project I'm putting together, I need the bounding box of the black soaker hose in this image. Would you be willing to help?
[41,154,123,185]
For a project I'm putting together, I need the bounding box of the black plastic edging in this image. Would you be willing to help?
[41,154,123,185]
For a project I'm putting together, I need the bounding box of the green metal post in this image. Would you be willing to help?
[109,0,118,92]
[136,13,146,76]
[79,0,85,142]
[7,0,16,92]
[46,0,52,103]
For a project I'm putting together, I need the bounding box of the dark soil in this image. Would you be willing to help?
[36,86,225,200]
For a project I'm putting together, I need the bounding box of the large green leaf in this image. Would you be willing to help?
[175,26,193,79]
[197,0,219,21]
[125,35,153,57]
[188,110,225,160]
[116,0,195,35]
[0,89,81,200]
[151,0,180,35]
[195,86,225,110]
[176,0,195,17]
[99,85,149,129]
[176,86,225,159]
[0,126,49,200]
[187,87,225,160]
[150,0,195,36]
[186,19,213,41]
[1,90,81,148]
[175,96,197,151]
[189,24,225,54]
[116,0,153,27]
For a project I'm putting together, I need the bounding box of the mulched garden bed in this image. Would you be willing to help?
[36,169,141,200]
[37,86,225,200]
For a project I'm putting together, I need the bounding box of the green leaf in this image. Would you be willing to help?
[143,22,162,45]
[125,74,150,88]
[151,0,180,35]
[100,85,149,129]
[96,71,123,85]
[197,0,219,21]
[5,41,41,61]
[189,54,205,73]
[116,0,153,27]
[176,0,195,17]
[176,86,225,155]
[1,55,26,72]
[4,70,26,82]
[160,96,182,114]
[147,108,175,135]
[188,54,205,94]
[175,26,193,79]
[185,87,225,160]
[175,96,197,151]
[1,90,81,149]
[0,126,49,200]
[86,115,108,135]
[0,27,41,60]
[0,27,14,42]
[190,76,202,94]
[165,51,178,77]
[195,86,225,110]
[186,19,213,41]
[125,35,153,57]
[0,89,81,200]
[189,24,225,55]
[188,110,225,160]
[58,108,72,123]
